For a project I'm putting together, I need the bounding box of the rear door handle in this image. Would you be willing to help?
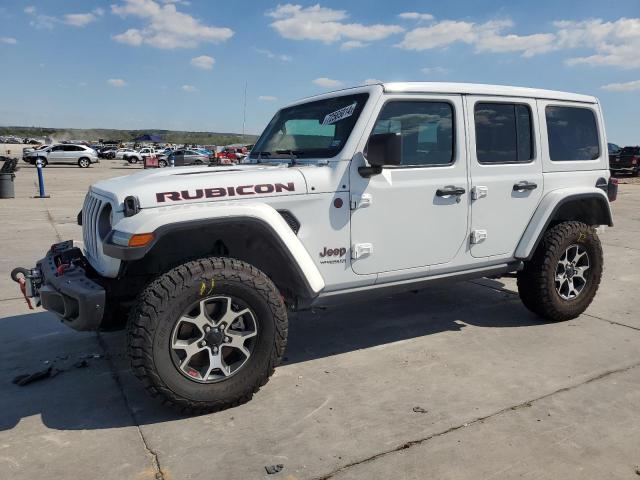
[513,181,538,192]
[436,186,466,197]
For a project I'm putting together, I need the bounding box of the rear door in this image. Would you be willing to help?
[466,96,543,257]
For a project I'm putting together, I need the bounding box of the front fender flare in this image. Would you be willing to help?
[104,202,325,295]
[515,187,612,261]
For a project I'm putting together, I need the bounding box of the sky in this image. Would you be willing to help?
[0,0,639,144]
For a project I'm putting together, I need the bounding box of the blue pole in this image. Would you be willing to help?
[35,158,49,198]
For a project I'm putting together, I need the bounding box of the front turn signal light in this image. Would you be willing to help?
[128,233,155,247]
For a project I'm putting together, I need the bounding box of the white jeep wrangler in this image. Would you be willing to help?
[13,83,618,413]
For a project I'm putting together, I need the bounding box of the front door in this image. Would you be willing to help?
[48,145,65,163]
[350,95,469,275]
[465,96,543,257]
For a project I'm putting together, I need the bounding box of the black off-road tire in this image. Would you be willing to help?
[517,221,603,321]
[128,257,288,414]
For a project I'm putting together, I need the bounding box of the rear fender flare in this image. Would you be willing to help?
[515,187,613,260]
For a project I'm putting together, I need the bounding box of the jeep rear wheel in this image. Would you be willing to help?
[128,257,288,413]
[517,221,603,321]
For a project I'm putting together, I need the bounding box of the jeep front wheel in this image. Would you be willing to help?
[128,257,288,413]
[517,221,603,321]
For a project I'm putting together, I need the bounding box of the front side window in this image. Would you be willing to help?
[546,106,600,161]
[474,103,534,164]
[251,93,369,159]
[369,101,454,166]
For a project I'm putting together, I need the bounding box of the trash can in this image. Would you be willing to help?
[0,172,15,198]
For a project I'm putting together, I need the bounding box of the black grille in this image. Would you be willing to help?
[278,210,300,234]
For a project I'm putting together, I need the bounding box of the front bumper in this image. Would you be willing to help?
[19,242,106,331]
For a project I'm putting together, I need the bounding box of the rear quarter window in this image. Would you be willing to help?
[545,106,600,161]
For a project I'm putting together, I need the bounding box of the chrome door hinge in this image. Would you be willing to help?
[470,230,488,244]
[351,243,373,259]
[471,186,488,200]
[350,193,372,210]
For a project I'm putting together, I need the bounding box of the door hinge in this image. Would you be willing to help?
[470,230,488,244]
[471,186,488,200]
[350,193,372,210]
[351,243,373,259]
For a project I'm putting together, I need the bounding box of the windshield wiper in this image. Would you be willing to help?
[253,151,272,162]
[275,149,303,165]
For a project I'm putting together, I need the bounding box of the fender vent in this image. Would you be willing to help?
[278,210,300,234]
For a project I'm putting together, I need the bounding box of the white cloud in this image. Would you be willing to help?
[191,55,215,70]
[601,80,640,92]
[26,6,104,29]
[397,18,556,57]
[313,77,344,88]
[108,78,127,87]
[259,95,278,101]
[112,0,234,49]
[0,37,17,45]
[64,13,98,27]
[397,20,476,50]
[398,12,434,22]
[254,48,292,62]
[267,4,403,44]
[363,78,382,85]
[421,66,449,75]
[557,18,640,69]
[397,15,640,66]
[24,6,57,30]
[341,40,368,50]
[181,84,197,92]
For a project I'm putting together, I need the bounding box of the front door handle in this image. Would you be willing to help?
[436,186,466,197]
[513,181,538,192]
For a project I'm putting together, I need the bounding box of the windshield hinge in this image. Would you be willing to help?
[350,193,372,210]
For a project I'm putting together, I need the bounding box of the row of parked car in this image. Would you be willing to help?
[97,145,251,167]
[609,142,640,177]
[21,143,253,168]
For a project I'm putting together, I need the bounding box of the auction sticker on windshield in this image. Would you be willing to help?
[322,103,357,126]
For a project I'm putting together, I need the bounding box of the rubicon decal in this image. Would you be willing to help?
[156,182,295,203]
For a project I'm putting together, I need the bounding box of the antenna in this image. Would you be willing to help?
[242,81,247,140]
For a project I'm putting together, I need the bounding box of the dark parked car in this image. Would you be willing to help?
[610,146,640,176]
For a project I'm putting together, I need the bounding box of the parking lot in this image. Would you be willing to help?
[1,161,639,479]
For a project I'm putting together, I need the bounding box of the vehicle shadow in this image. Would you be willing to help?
[0,279,546,431]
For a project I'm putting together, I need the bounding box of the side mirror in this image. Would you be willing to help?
[360,133,402,177]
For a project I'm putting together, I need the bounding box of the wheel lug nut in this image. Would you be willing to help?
[199,341,206,347]
[212,346,218,353]
[225,336,230,343]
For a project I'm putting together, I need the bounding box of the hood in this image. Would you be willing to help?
[91,164,309,210]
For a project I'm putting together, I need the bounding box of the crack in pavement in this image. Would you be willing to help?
[313,360,640,480]
[96,333,166,480]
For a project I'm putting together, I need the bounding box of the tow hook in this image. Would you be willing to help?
[10,267,42,310]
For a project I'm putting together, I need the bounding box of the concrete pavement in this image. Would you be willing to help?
[0,162,638,479]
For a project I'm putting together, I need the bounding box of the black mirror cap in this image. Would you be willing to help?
[366,133,402,167]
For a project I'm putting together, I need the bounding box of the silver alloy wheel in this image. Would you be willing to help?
[170,295,258,383]
[555,244,590,300]
[79,158,89,168]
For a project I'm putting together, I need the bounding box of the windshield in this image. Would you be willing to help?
[251,93,369,160]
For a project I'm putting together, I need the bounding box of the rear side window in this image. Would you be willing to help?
[474,103,534,163]
[370,101,454,166]
[545,106,600,161]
